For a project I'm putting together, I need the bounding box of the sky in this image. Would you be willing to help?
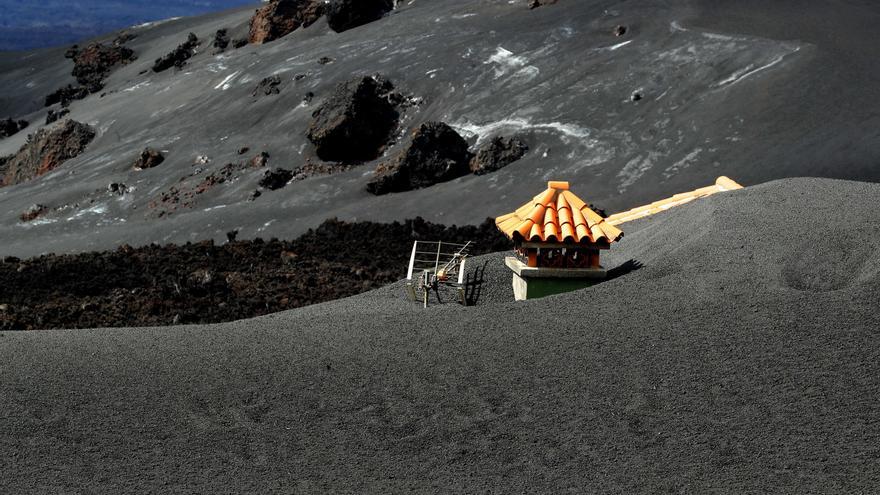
[0,0,258,51]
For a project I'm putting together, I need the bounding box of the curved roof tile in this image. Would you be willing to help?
[495,181,623,245]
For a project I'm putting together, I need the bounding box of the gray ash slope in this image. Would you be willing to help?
[2,0,880,256]
[2,178,880,492]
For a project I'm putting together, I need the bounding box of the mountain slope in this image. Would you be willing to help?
[0,0,878,258]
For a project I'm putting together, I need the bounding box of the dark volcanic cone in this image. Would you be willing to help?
[307,76,400,163]
[0,120,95,187]
[367,121,471,195]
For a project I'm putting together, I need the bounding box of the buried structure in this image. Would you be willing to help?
[495,177,745,300]
[496,181,624,300]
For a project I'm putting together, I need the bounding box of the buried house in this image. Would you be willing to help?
[495,176,744,300]
[495,181,624,300]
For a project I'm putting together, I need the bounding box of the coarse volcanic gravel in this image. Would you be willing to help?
[1,178,880,492]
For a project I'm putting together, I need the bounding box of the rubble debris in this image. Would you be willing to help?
[253,75,283,97]
[0,120,95,187]
[248,0,325,44]
[259,168,294,190]
[232,38,249,49]
[317,56,334,65]
[367,122,471,195]
[0,119,28,139]
[152,33,200,73]
[238,147,251,155]
[325,0,394,33]
[614,25,628,36]
[133,148,165,170]
[470,136,529,175]
[307,75,401,163]
[631,92,643,101]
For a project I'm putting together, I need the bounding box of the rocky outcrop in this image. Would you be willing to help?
[133,148,165,170]
[469,136,529,175]
[71,42,137,91]
[212,29,230,54]
[307,76,400,163]
[252,75,283,97]
[366,122,471,195]
[19,204,48,223]
[248,0,325,44]
[0,119,28,139]
[259,168,294,190]
[0,120,95,187]
[325,0,394,33]
[45,109,70,125]
[152,33,200,73]
[45,37,136,108]
[44,85,90,108]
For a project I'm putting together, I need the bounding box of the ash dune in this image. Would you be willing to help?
[0,0,879,257]
[2,178,880,492]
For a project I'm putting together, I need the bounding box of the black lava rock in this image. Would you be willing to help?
[259,168,294,190]
[325,0,393,33]
[306,76,400,163]
[152,33,200,73]
[133,148,165,170]
[0,119,28,139]
[367,122,471,195]
[469,136,529,175]
[253,75,283,97]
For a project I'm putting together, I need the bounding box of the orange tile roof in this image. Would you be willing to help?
[496,181,624,245]
[605,176,743,226]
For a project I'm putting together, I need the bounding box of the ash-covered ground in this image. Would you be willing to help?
[1,0,879,257]
[2,178,880,492]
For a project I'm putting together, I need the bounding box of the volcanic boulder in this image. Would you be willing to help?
[152,33,200,73]
[133,148,165,170]
[0,120,95,187]
[307,76,400,163]
[0,119,28,139]
[366,122,471,195]
[325,0,394,33]
[253,75,283,97]
[259,168,294,190]
[19,204,48,223]
[248,0,325,44]
[469,136,529,175]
